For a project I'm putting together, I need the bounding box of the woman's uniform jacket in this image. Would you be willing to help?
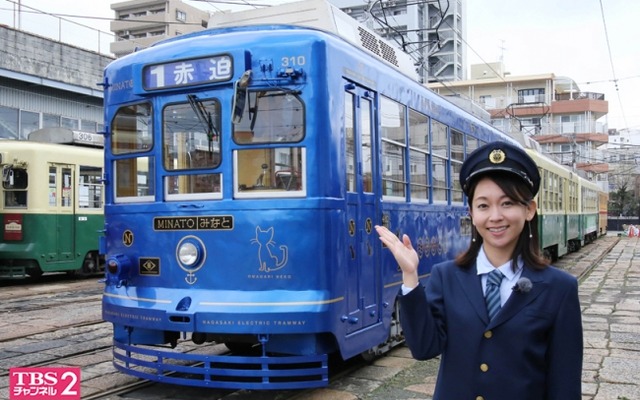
[400,259,583,400]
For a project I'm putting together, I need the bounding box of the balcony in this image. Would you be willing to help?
[551,91,608,119]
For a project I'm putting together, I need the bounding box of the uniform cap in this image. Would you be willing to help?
[460,141,540,196]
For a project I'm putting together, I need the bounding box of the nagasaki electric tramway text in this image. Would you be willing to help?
[99,24,607,389]
[0,128,104,278]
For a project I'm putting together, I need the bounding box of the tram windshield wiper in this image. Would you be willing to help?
[187,94,219,155]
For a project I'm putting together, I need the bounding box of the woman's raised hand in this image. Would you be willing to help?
[375,225,420,288]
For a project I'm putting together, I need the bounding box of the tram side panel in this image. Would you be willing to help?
[1,141,104,277]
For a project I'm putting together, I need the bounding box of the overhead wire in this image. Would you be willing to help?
[598,0,628,130]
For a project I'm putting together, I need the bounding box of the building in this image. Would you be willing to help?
[108,0,466,81]
[429,62,609,190]
[110,0,210,58]
[0,26,111,140]
[603,129,640,199]
[328,0,467,83]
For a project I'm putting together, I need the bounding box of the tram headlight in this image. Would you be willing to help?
[178,242,198,266]
[176,236,206,271]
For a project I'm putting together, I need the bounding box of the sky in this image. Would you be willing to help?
[1,0,638,132]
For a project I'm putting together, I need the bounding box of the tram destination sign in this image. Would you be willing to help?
[143,54,233,90]
[153,215,233,231]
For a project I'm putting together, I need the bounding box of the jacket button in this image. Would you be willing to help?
[484,330,493,339]
[480,363,489,372]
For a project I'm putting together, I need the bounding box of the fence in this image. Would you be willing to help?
[0,1,114,56]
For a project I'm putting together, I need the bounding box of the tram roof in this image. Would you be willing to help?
[28,128,104,148]
[207,0,420,82]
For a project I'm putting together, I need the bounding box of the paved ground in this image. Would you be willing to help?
[302,235,640,400]
[5,235,637,400]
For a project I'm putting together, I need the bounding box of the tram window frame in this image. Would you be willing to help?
[467,137,480,155]
[408,108,429,203]
[111,103,153,155]
[2,166,28,208]
[233,147,306,199]
[232,89,305,145]
[79,165,103,209]
[162,98,222,171]
[558,176,565,212]
[165,173,222,201]
[380,96,407,201]
[113,156,155,203]
[451,129,464,203]
[345,92,356,193]
[431,119,449,204]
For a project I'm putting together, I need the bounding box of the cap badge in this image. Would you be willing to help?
[489,149,506,164]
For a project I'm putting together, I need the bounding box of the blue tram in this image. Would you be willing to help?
[99,8,601,390]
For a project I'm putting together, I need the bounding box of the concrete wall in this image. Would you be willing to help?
[0,25,114,92]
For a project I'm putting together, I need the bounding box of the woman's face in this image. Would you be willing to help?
[470,177,536,265]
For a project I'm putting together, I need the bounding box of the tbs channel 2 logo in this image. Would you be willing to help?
[9,367,80,400]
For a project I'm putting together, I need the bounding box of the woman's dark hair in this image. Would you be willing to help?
[455,171,549,270]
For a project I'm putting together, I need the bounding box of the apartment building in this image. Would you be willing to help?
[110,0,209,58]
[329,0,467,83]
[429,62,609,188]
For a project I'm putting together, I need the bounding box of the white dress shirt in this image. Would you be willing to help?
[401,246,524,305]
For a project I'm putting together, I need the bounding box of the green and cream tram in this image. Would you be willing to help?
[0,128,104,278]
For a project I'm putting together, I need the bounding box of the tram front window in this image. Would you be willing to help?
[232,89,305,198]
[111,103,153,154]
[232,90,304,144]
[162,98,222,200]
[114,157,154,202]
[234,147,305,198]
[2,166,27,208]
[163,98,221,170]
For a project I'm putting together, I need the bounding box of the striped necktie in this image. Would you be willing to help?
[485,269,504,321]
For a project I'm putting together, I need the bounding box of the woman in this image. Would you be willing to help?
[375,141,582,399]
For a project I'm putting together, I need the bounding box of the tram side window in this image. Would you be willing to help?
[467,137,480,155]
[61,168,72,207]
[380,96,407,199]
[111,103,153,154]
[432,120,449,202]
[2,167,27,208]
[541,170,548,210]
[558,177,565,212]
[408,109,429,201]
[570,181,578,212]
[79,166,103,209]
[451,130,464,203]
[345,92,356,192]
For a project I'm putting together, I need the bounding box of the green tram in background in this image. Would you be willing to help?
[0,128,104,278]
[527,147,606,261]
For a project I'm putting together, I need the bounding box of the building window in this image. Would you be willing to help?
[20,110,40,139]
[176,9,187,21]
[43,113,59,128]
[0,106,18,139]
[61,117,79,130]
[518,88,545,103]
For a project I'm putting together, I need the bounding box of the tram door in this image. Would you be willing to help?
[47,164,75,262]
[344,82,378,334]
